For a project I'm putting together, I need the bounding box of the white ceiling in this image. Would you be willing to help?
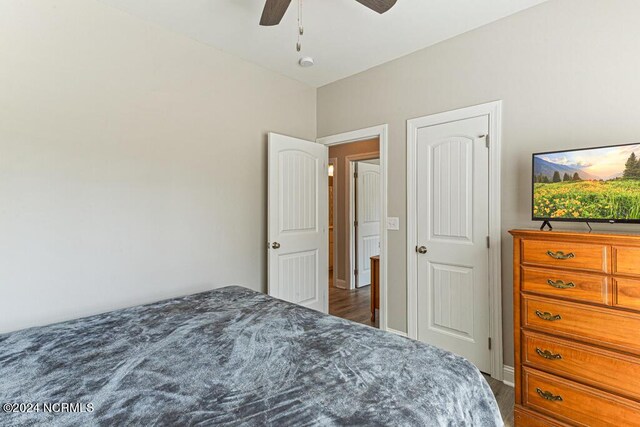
[99,0,548,87]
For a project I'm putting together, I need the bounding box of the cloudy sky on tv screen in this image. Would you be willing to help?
[533,144,640,220]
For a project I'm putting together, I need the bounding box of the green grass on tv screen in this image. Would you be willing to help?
[533,180,640,220]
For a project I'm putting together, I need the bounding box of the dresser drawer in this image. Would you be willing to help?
[523,367,640,426]
[522,330,640,400]
[614,278,640,311]
[514,405,569,427]
[522,294,640,355]
[614,246,640,277]
[522,266,608,305]
[522,239,608,273]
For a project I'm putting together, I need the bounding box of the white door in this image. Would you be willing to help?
[355,162,380,288]
[268,133,328,313]
[415,115,490,372]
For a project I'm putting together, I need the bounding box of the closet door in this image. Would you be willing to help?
[415,116,491,372]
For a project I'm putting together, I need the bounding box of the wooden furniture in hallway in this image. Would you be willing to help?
[328,173,334,273]
[370,255,379,321]
[329,225,334,272]
[510,229,640,426]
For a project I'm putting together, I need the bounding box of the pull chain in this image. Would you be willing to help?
[297,0,303,52]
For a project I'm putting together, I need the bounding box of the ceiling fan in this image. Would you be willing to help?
[259,0,397,26]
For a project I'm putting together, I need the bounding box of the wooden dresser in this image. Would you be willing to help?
[370,255,380,321]
[510,229,640,426]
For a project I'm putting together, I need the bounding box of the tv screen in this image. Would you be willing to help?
[532,143,640,223]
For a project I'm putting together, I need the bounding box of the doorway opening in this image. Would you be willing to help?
[327,138,380,328]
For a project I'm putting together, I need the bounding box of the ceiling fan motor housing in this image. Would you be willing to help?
[259,0,396,26]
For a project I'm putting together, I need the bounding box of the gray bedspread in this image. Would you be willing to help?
[1,286,502,426]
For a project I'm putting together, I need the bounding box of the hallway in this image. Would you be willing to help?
[329,285,379,328]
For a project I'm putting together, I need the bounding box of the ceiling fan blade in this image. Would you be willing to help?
[260,0,292,26]
[355,0,397,14]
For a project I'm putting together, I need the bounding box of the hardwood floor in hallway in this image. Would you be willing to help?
[329,283,379,328]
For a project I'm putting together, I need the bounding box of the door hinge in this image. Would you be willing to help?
[354,171,358,178]
[479,134,489,148]
[488,337,492,350]
[486,236,490,249]
[354,220,358,227]
[354,269,358,276]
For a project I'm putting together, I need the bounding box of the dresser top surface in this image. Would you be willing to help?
[509,228,640,244]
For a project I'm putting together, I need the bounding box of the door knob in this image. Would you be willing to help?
[272,242,281,249]
[417,246,427,254]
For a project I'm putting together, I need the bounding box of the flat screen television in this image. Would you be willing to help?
[532,143,640,224]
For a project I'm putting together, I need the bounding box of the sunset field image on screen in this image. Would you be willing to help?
[533,143,640,222]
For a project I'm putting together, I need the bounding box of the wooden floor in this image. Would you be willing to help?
[484,374,515,426]
[328,269,378,327]
[328,274,514,425]
[328,283,379,328]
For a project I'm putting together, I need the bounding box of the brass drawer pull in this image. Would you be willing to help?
[535,310,562,321]
[547,250,575,260]
[536,388,563,402]
[547,279,576,289]
[535,347,562,360]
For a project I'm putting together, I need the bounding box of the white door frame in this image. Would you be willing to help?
[329,157,338,287]
[406,101,503,380]
[317,125,389,331]
[347,152,380,289]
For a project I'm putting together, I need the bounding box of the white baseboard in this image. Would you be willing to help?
[387,328,408,337]
[334,279,347,289]
[503,365,514,388]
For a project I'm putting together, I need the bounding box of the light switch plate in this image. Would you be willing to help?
[386,217,400,230]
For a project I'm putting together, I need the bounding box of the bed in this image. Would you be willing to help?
[1,286,502,426]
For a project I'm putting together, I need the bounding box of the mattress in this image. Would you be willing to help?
[0,286,502,426]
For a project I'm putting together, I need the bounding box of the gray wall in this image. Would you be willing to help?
[317,0,640,366]
[0,0,316,333]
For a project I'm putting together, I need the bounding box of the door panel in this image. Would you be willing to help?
[356,162,380,287]
[430,137,473,242]
[279,150,317,233]
[268,133,328,313]
[277,250,318,305]
[430,262,474,339]
[416,115,490,372]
